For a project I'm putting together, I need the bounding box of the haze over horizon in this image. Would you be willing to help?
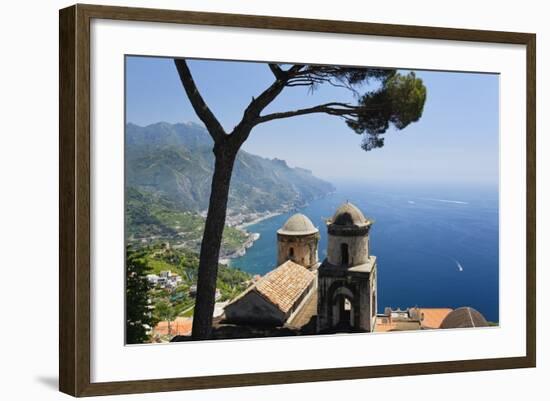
[126,56,499,187]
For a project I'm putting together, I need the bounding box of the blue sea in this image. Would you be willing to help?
[229,183,499,323]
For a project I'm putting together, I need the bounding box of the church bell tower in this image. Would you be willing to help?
[317,202,377,332]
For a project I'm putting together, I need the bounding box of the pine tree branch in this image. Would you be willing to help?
[256,102,361,123]
[174,59,226,143]
[232,64,310,139]
[287,64,305,75]
[268,63,284,79]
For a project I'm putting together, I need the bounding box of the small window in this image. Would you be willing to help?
[289,247,294,258]
[341,243,349,265]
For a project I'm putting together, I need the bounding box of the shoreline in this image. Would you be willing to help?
[222,202,319,265]
[219,232,261,265]
[235,211,283,230]
[220,211,285,265]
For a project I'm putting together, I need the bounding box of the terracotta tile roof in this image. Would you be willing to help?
[255,260,314,314]
[286,290,318,328]
[418,308,454,329]
[153,317,193,336]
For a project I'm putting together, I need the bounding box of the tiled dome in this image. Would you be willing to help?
[440,307,489,329]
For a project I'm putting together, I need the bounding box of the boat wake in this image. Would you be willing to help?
[422,198,469,205]
[453,259,464,272]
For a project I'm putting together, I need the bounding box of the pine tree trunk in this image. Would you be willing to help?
[192,143,238,339]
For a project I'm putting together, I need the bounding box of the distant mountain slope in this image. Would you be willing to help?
[125,186,249,257]
[126,122,335,214]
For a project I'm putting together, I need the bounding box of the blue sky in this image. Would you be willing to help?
[126,56,499,186]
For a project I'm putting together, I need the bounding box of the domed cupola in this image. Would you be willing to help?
[440,307,489,329]
[327,202,372,236]
[276,213,320,269]
[325,202,373,267]
[277,213,318,236]
[331,202,368,225]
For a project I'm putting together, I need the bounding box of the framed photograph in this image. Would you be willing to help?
[59,4,536,397]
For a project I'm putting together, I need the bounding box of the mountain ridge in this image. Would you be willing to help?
[125,122,334,256]
[126,121,335,214]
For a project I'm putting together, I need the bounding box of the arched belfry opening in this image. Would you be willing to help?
[332,286,356,329]
[340,243,349,266]
[318,202,378,333]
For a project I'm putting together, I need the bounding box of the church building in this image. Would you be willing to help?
[224,203,377,332]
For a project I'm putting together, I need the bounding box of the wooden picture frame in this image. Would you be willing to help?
[59,3,536,397]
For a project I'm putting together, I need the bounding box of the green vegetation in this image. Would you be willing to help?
[181,307,195,318]
[128,243,252,342]
[221,226,249,255]
[152,300,177,335]
[126,186,248,256]
[126,247,157,344]
[125,121,334,215]
[138,244,251,297]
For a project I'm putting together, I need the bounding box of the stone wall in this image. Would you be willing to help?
[317,266,377,332]
[277,232,319,268]
[224,291,286,326]
[326,234,369,266]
